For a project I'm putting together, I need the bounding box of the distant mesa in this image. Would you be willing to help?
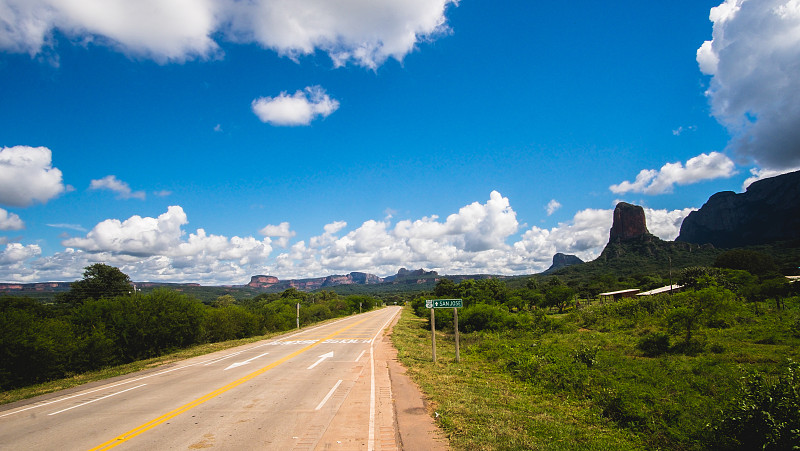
[383,268,438,282]
[245,268,438,291]
[247,275,279,288]
[677,169,800,248]
[543,253,583,274]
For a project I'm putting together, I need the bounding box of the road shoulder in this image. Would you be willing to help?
[379,315,449,450]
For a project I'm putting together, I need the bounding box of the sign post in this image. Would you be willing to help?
[454,307,460,363]
[425,299,463,363]
[431,307,436,362]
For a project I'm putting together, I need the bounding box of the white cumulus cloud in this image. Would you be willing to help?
[0,242,41,265]
[89,175,146,200]
[259,221,296,247]
[0,146,66,207]
[0,208,24,230]
[698,0,800,170]
[0,0,456,68]
[546,199,561,216]
[63,205,188,255]
[741,166,800,190]
[252,86,339,126]
[610,152,736,195]
[59,206,273,279]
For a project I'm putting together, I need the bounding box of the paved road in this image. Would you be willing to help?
[0,306,403,450]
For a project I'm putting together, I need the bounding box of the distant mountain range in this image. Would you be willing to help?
[4,171,798,295]
[245,268,440,291]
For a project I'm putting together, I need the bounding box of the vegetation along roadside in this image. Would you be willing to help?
[392,269,800,450]
[0,263,381,404]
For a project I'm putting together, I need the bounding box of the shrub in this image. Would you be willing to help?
[637,331,670,357]
[573,344,600,367]
[707,360,800,450]
[459,304,509,332]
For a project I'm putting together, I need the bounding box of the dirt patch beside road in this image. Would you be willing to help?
[379,314,449,450]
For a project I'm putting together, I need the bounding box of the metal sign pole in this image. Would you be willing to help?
[431,307,436,363]
[454,307,460,363]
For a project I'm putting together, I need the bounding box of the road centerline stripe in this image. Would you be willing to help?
[87,316,371,451]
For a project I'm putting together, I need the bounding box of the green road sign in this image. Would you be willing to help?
[425,299,463,308]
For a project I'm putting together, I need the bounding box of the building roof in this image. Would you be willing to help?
[598,288,640,296]
[637,285,683,296]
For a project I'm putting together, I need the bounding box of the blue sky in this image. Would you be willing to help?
[1,0,799,284]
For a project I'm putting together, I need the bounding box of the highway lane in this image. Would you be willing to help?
[0,306,402,450]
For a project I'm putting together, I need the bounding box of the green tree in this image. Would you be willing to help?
[543,284,575,313]
[434,278,458,298]
[57,264,133,306]
[666,284,731,348]
[714,249,779,277]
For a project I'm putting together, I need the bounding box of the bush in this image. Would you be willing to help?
[708,360,800,450]
[637,331,670,357]
[459,304,510,332]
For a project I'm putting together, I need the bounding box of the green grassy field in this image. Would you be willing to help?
[391,295,800,450]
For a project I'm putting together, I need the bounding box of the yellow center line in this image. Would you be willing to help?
[88,317,371,451]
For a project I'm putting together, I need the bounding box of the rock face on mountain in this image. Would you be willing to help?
[543,253,583,274]
[609,202,654,242]
[384,268,439,282]
[247,272,383,290]
[597,201,697,262]
[247,275,280,288]
[677,170,800,248]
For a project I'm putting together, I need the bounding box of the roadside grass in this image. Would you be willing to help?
[391,298,800,450]
[391,308,647,450]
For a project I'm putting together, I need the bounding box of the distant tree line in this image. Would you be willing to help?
[0,264,378,391]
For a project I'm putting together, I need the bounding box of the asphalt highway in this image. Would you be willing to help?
[0,306,402,450]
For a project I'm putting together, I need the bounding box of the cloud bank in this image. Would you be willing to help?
[0,194,695,284]
[0,0,457,68]
[698,0,800,170]
[610,152,736,195]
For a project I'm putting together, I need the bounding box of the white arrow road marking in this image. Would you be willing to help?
[224,352,270,371]
[307,351,334,370]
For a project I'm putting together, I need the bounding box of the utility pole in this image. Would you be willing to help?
[669,256,673,296]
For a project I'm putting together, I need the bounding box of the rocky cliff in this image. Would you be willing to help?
[247,272,384,291]
[543,253,583,274]
[597,202,700,262]
[246,268,439,291]
[609,202,654,242]
[677,170,800,247]
[247,275,280,288]
[383,268,439,282]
